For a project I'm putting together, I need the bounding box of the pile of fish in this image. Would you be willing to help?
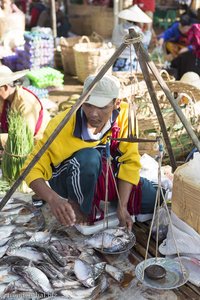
[0,197,125,299]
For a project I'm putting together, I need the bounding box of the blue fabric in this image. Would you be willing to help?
[49,148,102,215]
[49,148,162,216]
[159,22,181,42]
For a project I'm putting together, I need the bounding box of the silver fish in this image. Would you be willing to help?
[0,283,7,296]
[0,244,9,258]
[85,232,125,252]
[0,268,20,283]
[74,259,95,288]
[7,247,43,262]
[0,236,13,247]
[11,213,35,225]
[52,278,81,289]
[7,238,29,254]
[12,266,53,294]
[105,264,124,282]
[93,262,106,279]
[60,285,97,299]
[0,225,15,239]
[29,231,51,243]
[5,279,34,293]
[43,297,69,300]
[36,262,65,280]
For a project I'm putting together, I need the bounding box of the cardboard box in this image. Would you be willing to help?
[172,164,200,234]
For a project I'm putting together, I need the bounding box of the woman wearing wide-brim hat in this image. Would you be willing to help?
[112,4,152,73]
[0,65,51,148]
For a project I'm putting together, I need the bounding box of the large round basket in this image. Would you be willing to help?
[73,36,115,83]
[60,36,81,76]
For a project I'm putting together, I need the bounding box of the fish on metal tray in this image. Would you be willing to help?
[85,231,126,252]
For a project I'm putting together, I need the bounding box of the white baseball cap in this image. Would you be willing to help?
[83,74,120,108]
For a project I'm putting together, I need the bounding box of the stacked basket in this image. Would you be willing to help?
[73,35,115,83]
[114,71,200,162]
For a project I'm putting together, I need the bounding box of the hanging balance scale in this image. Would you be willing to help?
[101,40,189,287]
[135,142,189,289]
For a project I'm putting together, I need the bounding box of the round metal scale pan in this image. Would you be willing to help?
[135,257,189,290]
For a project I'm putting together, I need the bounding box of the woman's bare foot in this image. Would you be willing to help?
[68,200,89,225]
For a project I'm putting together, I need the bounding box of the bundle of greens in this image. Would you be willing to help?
[2,110,34,183]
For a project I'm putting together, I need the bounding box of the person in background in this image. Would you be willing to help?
[170,23,200,79]
[37,0,70,37]
[1,0,23,14]
[132,0,155,30]
[22,74,164,231]
[0,65,51,148]
[29,0,46,28]
[112,4,152,72]
[157,13,194,60]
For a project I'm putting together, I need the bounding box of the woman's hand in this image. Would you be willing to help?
[117,206,133,232]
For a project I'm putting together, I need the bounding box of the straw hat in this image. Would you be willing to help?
[0,65,29,87]
[118,5,152,24]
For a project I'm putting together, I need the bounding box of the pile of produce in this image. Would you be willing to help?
[16,31,54,70]
[1,110,34,183]
[1,53,18,71]
[1,30,54,71]
[27,67,64,89]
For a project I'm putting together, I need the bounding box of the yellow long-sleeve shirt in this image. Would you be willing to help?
[22,101,141,187]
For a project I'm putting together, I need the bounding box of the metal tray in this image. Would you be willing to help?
[94,231,136,255]
[135,257,189,290]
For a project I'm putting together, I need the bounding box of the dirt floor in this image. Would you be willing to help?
[48,74,83,105]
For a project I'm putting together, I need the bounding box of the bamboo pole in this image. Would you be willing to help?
[131,29,177,171]
[51,0,57,47]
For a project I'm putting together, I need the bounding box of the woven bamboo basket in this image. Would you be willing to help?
[60,36,81,76]
[115,71,200,160]
[73,35,115,83]
[172,163,200,234]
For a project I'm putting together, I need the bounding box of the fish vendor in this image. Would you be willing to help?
[22,74,162,231]
[0,65,51,148]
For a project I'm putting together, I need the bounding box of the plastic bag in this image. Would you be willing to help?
[151,205,169,242]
